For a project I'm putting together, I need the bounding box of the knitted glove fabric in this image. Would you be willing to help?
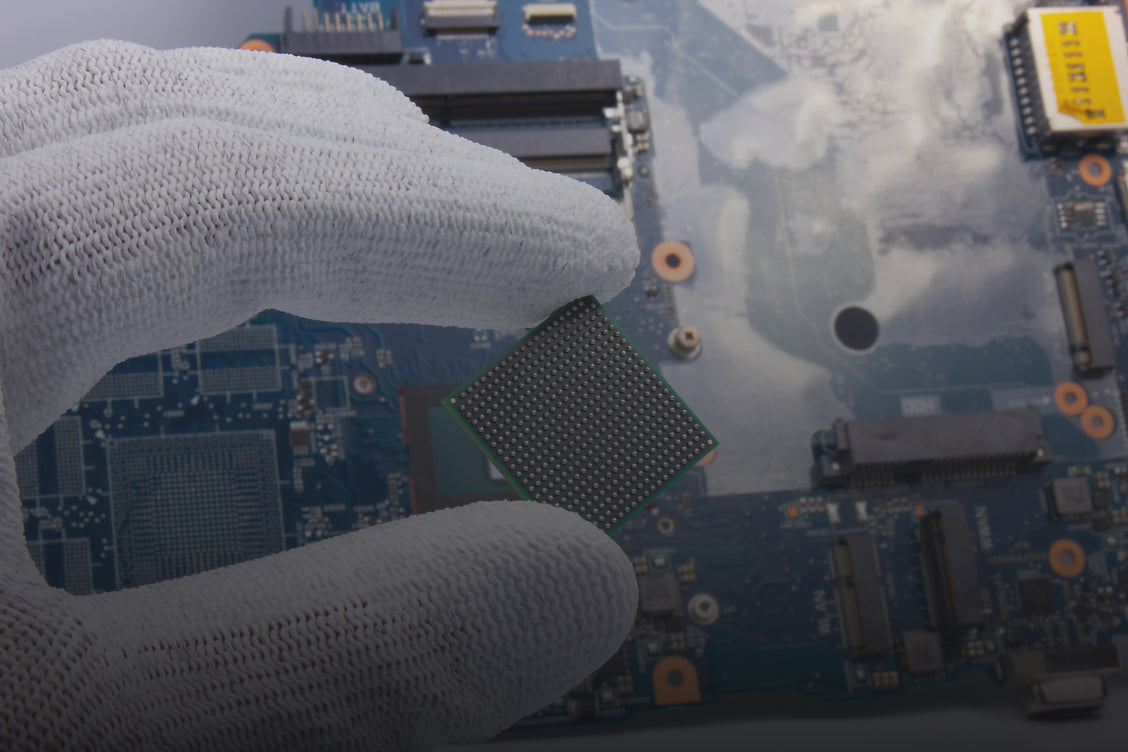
[0,41,640,750]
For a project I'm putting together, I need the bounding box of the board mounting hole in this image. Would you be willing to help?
[834,306,879,351]
[667,670,684,687]
[1079,154,1112,186]
[651,241,695,282]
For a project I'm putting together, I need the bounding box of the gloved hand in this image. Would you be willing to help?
[0,41,639,750]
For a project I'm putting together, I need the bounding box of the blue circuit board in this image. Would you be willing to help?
[18,0,1128,728]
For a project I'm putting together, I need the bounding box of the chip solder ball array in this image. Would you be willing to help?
[446,297,716,533]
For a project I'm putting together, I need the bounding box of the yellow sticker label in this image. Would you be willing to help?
[1042,11,1125,125]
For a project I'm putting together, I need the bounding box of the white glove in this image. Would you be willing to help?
[0,41,640,750]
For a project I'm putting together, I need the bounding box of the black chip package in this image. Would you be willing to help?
[638,573,681,613]
[901,630,944,675]
[445,296,717,533]
[1018,576,1056,615]
[595,650,629,677]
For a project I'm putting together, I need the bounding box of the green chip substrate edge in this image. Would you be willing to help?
[443,296,718,534]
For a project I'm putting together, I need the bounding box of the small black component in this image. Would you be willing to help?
[362,59,622,121]
[626,109,650,134]
[1093,488,1111,510]
[299,378,315,416]
[638,573,682,614]
[921,505,984,633]
[575,698,597,720]
[1074,602,1094,621]
[1005,622,1026,646]
[595,650,628,677]
[445,297,716,533]
[400,384,521,515]
[315,379,345,409]
[1060,201,1107,229]
[1055,259,1117,378]
[281,6,404,63]
[1093,514,1111,532]
[812,408,1051,487]
[1116,568,1128,587]
[289,422,312,455]
[902,630,944,675]
[1008,645,1122,681]
[1050,476,1093,518]
[1045,646,1122,674]
[1018,577,1056,615]
[831,533,893,657]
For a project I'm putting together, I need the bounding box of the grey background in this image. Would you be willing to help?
[0,0,285,69]
[3,1,1127,750]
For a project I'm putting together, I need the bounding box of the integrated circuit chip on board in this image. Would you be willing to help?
[445,296,717,533]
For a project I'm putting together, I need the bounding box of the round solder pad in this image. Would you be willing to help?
[352,372,377,396]
[1079,154,1112,187]
[1049,538,1086,578]
[1054,381,1088,416]
[1080,404,1115,439]
[652,656,702,706]
[656,515,677,536]
[239,38,276,52]
[651,241,695,282]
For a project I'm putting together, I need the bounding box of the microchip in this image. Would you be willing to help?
[1005,622,1027,646]
[626,109,650,133]
[575,698,596,720]
[446,297,717,533]
[401,384,523,515]
[1093,513,1111,532]
[1050,476,1092,517]
[638,573,682,614]
[1116,568,1128,587]
[595,650,629,677]
[1060,201,1108,229]
[901,630,944,675]
[1018,576,1057,614]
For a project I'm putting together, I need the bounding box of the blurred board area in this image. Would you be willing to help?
[18,0,1128,727]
